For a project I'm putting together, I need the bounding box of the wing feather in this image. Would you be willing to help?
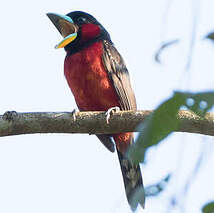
[102,40,137,110]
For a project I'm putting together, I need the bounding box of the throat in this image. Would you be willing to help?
[65,35,103,55]
[65,24,112,55]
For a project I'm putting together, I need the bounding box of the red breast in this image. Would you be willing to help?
[64,41,119,111]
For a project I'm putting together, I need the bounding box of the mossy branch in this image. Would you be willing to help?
[0,110,214,137]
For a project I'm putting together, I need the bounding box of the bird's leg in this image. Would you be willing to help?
[105,106,120,124]
[71,109,79,121]
[2,111,18,122]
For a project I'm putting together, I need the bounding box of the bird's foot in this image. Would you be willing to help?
[2,111,18,122]
[71,109,79,121]
[105,106,120,124]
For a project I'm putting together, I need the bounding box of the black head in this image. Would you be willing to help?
[66,11,100,26]
[47,11,112,54]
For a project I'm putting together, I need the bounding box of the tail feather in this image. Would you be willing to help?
[117,149,145,210]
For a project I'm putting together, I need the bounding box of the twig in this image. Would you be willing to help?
[0,110,214,137]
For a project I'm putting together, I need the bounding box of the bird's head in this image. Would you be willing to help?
[46,11,111,51]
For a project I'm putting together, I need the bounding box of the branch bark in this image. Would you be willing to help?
[0,110,214,137]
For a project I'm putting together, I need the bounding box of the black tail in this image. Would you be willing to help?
[117,149,145,210]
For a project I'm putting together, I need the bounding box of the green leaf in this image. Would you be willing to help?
[202,201,214,213]
[128,91,214,164]
[179,91,214,116]
[206,32,214,41]
[128,92,185,164]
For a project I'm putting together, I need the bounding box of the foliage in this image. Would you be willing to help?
[202,201,214,213]
[127,91,214,211]
[128,91,214,165]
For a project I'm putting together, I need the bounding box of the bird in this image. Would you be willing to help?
[47,11,145,210]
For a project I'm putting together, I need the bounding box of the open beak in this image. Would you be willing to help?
[46,13,78,49]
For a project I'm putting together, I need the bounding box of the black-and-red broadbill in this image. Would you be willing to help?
[47,11,145,209]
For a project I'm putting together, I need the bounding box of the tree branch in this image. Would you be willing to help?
[0,110,214,137]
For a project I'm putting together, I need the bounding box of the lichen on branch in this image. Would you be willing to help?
[0,110,214,138]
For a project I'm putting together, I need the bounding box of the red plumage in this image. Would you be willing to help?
[64,41,132,153]
[47,11,145,210]
[64,41,118,111]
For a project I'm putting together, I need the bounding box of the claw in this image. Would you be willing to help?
[2,111,18,122]
[105,106,120,124]
[71,109,79,121]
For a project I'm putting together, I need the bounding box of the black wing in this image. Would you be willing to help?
[102,40,137,111]
[96,40,137,153]
[101,41,145,209]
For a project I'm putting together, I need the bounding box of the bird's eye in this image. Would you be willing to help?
[77,17,87,24]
